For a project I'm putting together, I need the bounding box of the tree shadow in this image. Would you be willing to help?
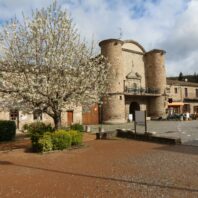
[0,141,31,152]
[183,140,198,147]
[0,161,13,165]
[155,144,198,155]
[0,160,198,193]
[0,133,31,152]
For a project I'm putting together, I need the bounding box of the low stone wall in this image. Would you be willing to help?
[116,129,181,145]
[96,131,117,140]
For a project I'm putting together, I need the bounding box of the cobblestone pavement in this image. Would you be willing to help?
[88,120,198,146]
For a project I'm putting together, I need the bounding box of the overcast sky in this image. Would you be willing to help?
[0,0,197,76]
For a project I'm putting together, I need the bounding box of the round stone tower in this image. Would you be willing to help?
[99,39,126,123]
[144,49,167,117]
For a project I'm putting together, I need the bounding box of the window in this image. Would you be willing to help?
[10,109,19,121]
[133,83,137,88]
[174,87,178,94]
[184,88,188,97]
[183,104,190,113]
[196,89,198,97]
[166,87,170,93]
[33,109,42,120]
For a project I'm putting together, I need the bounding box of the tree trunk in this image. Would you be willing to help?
[53,112,61,130]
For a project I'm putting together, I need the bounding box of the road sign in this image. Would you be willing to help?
[134,111,147,134]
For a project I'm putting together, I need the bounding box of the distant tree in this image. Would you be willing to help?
[194,72,198,83]
[178,72,183,81]
[0,1,110,129]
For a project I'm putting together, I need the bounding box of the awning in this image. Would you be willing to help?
[168,102,184,106]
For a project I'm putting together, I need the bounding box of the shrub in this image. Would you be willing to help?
[22,123,29,132]
[38,134,53,152]
[58,126,70,131]
[67,130,83,145]
[0,120,16,141]
[25,122,53,135]
[25,122,53,151]
[70,123,84,132]
[51,130,71,150]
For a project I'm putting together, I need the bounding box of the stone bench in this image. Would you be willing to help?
[96,131,117,140]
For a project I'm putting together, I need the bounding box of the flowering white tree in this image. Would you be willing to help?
[0,2,110,129]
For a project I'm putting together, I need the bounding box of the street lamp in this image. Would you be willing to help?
[98,100,103,134]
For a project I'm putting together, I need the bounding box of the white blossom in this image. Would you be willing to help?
[0,1,110,129]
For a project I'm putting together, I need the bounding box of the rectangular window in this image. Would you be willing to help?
[196,89,198,97]
[33,109,42,120]
[166,87,170,93]
[10,110,19,121]
[183,104,190,113]
[184,88,188,97]
[174,87,178,94]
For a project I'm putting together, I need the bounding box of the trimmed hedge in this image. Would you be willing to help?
[0,120,16,141]
[51,130,72,150]
[70,123,84,132]
[67,130,83,145]
[24,122,53,135]
[26,122,83,152]
[25,122,53,151]
[38,134,53,152]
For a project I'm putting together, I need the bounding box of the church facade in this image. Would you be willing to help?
[99,39,167,123]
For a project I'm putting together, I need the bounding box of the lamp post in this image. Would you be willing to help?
[98,100,103,134]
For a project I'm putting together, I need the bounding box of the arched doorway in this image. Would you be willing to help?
[129,102,140,121]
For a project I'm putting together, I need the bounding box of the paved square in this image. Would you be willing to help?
[89,120,198,146]
[0,138,198,197]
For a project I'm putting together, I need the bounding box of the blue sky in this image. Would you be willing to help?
[0,0,197,76]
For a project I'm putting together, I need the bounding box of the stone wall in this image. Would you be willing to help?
[0,106,82,130]
[99,39,124,93]
[144,50,167,117]
[99,39,126,123]
[102,94,126,123]
[125,96,148,119]
[122,44,145,88]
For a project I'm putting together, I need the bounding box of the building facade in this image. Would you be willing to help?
[99,38,198,123]
[99,39,167,123]
[0,106,83,129]
[0,103,99,129]
[167,79,198,115]
[1,38,198,128]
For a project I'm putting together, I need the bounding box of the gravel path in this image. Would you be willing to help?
[0,137,198,198]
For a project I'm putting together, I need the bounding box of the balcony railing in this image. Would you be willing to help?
[184,97,198,102]
[124,87,160,95]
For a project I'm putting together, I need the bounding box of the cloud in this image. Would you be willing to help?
[0,0,52,21]
[158,0,198,76]
[0,0,197,76]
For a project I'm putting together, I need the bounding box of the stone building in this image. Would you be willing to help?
[1,38,198,128]
[0,106,82,129]
[99,39,167,123]
[167,79,198,115]
[0,104,99,129]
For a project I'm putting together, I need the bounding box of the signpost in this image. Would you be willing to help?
[134,111,147,134]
